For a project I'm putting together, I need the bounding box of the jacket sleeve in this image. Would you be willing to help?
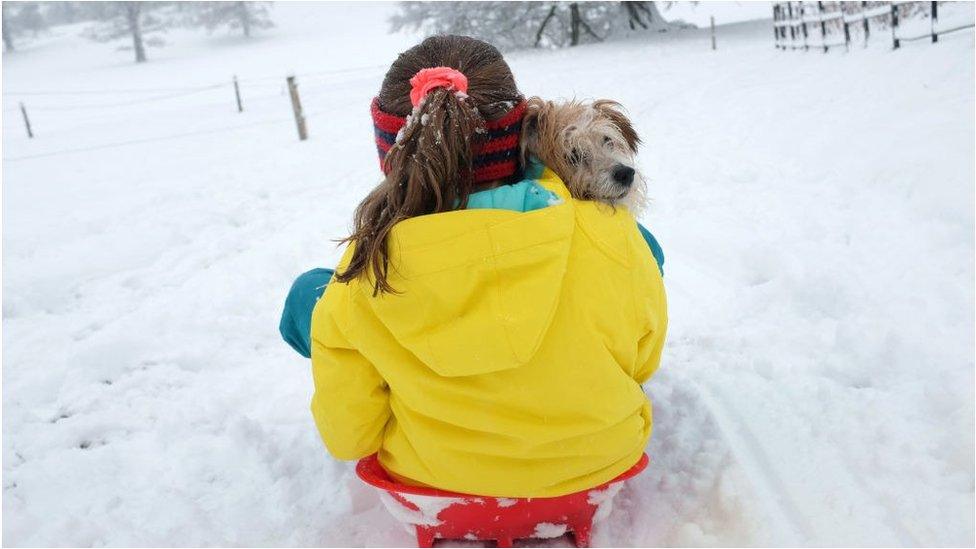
[280,268,335,358]
[309,275,390,460]
[636,222,664,276]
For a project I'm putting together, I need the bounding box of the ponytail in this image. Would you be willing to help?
[336,36,523,296]
[335,87,484,295]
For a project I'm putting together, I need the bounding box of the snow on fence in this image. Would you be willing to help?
[772,1,974,52]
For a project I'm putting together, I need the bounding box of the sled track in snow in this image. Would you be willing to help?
[665,248,925,546]
[690,377,922,547]
[685,380,814,544]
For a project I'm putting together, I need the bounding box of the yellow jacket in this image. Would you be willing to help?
[310,168,668,497]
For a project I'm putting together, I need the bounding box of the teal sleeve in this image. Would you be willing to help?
[637,223,665,276]
[279,268,334,358]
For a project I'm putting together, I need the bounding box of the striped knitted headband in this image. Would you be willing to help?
[371,66,526,184]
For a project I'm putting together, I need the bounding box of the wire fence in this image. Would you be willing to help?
[2,62,387,100]
[2,62,389,160]
[772,0,974,52]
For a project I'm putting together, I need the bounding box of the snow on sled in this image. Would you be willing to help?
[356,453,648,547]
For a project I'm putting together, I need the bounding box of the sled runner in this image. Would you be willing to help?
[356,453,648,547]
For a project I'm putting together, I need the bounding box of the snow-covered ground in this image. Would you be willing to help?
[3,2,974,546]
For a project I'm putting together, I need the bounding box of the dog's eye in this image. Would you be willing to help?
[603,136,614,149]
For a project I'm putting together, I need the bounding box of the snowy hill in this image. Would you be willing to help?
[2,2,974,546]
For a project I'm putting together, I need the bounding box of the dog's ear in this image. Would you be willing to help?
[594,99,641,153]
[520,96,547,169]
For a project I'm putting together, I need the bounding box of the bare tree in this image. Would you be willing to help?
[535,4,558,46]
[83,2,174,63]
[2,2,48,51]
[41,2,88,25]
[390,1,679,50]
[569,2,606,45]
[2,4,15,52]
[622,1,664,30]
[125,2,146,62]
[390,2,548,49]
[188,2,274,38]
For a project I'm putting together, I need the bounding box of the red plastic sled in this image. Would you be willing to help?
[356,453,648,547]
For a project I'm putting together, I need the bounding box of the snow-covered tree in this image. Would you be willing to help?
[82,2,176,63]
[621,1,666,31]
[2,4,16,52]
[390,1,676,50]
[41,2,91,25]
[2,2,47,51]
[391,3,546,49]
[188,2,274,38]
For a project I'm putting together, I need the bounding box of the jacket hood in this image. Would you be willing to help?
[362,171,575,377]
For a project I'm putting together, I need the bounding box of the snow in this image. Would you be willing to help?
[664,1,774,27]
[496,498,517,508]
[533,522,568,539]
[376,492,466,528]
[587,483,625,524]
[3,2,974,547]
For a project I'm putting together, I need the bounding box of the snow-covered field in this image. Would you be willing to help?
[3,2,974,546]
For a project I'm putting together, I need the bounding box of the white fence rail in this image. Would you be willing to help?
[773,1,974,52]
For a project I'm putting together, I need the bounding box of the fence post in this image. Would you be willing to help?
[931,1,938,43]
[787,2,796,48]
[286,75,308,141]
[774,4,780,48]
[19,102,33,138]
[818,1,828,52]
[891,3,900,49]
[782,3,788,48]
[862,0,870,46]
[844,18,851,51]
[800,3,809,50]
[786,2,792,46]
[781,3,787,48]
[233,75,243,113]
[710,15,716,50]
[20,102,34,139]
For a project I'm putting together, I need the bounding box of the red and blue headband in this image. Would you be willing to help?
[371,66,526,184]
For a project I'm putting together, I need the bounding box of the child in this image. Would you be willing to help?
[287,35,668,498]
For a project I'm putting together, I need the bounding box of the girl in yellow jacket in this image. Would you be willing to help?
[306,35,668,498]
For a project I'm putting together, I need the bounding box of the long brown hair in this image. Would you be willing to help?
[335,35,522,295]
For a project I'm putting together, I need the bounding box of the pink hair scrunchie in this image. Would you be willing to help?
[409,67,469,107]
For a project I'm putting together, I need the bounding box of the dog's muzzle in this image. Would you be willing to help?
[612,164,636,187]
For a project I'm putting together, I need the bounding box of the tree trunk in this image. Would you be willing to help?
[625,1,664,30]
[125,2,146,63]
[578,15,603,41]
[237,1,251,38]
[2,17,14,52]
[640,1,663,25]
[625,2,649,29]
[0,2,14,51]
[570,2,581,46]
[535,4,557,47]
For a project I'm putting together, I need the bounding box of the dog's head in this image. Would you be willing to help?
[520,97,644,211]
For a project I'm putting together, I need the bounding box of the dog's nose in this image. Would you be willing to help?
[612,165,635,186]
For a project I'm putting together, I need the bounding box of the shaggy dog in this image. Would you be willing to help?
[520,97,646,214]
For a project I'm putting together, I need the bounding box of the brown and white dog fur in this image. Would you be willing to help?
[519,97,646,215]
